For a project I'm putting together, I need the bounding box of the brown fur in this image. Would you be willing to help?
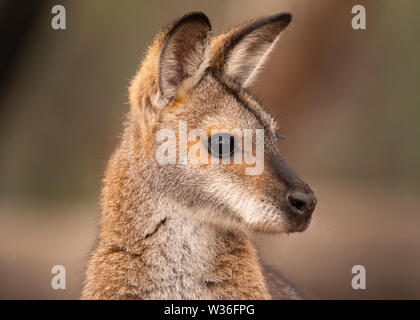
[82,12,315,300]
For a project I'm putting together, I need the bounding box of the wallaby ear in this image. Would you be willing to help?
[158,12,211,105]
[212,12,291,87]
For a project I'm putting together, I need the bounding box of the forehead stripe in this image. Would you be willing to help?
[209,70,269,131]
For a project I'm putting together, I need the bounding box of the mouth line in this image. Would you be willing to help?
[248,213,311,234]
[268,203,312,233]
[287,216,311,233]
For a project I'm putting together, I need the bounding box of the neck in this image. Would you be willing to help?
[102,193,223,297]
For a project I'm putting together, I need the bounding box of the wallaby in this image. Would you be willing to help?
[82,11,317,300]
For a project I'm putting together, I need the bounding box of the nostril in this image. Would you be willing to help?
[288,195,306,212]
[287,191,316,216]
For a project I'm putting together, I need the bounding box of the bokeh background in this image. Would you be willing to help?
[1,0,419,299]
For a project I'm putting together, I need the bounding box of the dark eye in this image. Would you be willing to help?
[208,133,235,158]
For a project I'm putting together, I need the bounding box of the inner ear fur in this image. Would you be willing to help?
[211,12,292,87]
[158,12,212,105]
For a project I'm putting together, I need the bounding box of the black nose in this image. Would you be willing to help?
[286,191,317,216]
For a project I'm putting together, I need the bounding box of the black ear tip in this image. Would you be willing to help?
[243,12,292,34]
[179,11,212,30]
[273,12,292,25]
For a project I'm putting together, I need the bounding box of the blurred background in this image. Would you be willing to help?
[0,0,419,299]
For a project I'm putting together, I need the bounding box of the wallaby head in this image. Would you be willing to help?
[127,12,317,235]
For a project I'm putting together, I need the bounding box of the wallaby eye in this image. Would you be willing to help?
[208,133,236,158]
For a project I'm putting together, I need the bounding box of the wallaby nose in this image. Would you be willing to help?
[286,191,317,216]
